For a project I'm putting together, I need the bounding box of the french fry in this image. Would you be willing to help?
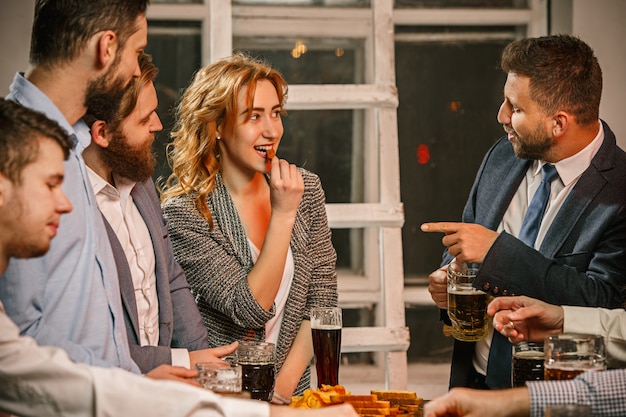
[289,385,349,408]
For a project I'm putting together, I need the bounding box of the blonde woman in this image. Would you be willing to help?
[161,54,338,402]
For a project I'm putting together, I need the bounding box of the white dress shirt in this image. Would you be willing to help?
[88,168,159,346]
[87,169,191,368]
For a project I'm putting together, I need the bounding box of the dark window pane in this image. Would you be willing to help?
[396,37,511,281]
[280,110,361,204]
[145,20,202,184]
[233,37,364,84]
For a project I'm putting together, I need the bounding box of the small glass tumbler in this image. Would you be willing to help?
[195,361,242,394]
[237,341,276,401]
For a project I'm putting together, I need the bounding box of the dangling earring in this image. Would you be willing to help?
[216,136,221,140]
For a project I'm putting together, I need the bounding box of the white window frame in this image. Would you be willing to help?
[146,0,548,390]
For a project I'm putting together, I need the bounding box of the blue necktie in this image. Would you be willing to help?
[485,163,559,388]
[518,164,559,247]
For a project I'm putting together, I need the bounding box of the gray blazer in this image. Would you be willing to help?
[445,120,626,388]
[163,169,338,395]
[103,179,209,373]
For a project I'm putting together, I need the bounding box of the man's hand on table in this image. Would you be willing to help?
[146,364,200,387]
[424,387,530,417]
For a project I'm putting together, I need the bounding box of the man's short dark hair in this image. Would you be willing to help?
[501,34,602,126]
[30,0,150,67]
[0,98,72,184]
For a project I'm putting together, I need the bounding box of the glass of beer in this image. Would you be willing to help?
[544,334,606,380]
[237,341,276,401]
[446,261,488,342]
[512,342,544,387]
[310,306,342,387]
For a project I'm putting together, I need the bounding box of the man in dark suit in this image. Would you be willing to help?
[82,53,236,381]
[422,35,626,389]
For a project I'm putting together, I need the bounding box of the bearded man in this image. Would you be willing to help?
[82,53,239,383]
[421,34,626,390]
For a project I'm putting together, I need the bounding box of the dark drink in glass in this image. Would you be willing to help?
[312,326,341,387]
[240,362,275,401]
[512,344,544,387]
[236,341,275,401]
[311,307,342,388]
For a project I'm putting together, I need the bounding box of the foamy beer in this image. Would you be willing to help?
[310,306,342,387]
[544,334,606,380]
[447,261,488,342]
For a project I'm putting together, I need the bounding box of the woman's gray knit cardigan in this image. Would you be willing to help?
[162,169,338,395]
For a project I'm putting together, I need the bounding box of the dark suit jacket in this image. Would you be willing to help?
[443,121,626,388]
[103,179,209,373]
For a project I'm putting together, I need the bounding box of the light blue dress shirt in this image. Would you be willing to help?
[0,73,140,373]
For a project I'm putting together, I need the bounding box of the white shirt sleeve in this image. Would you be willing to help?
[562,306,626,368]
[0,305,270,417]
[172,347,191,368]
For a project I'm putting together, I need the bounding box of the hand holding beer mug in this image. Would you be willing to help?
[311,306,342,387]
[544,334,606,380]
[447,261,488,342]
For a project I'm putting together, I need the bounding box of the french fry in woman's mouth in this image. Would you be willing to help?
[266,148,276,159]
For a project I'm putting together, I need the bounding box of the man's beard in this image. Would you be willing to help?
[509,125,553,160]
[101,130,156,183]
[84,55,127,121]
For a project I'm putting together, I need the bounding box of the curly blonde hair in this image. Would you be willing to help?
[161,53,288,228]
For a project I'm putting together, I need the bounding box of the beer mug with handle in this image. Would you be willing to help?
[544,334,606,380]
[447,261,488,342]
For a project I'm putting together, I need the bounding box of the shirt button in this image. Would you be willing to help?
[482,282,491,291]
[492,286,500,295]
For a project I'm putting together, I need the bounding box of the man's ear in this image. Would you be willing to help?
[96,30,117,70]
[551,111,570,138]
[90,120,111,148]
